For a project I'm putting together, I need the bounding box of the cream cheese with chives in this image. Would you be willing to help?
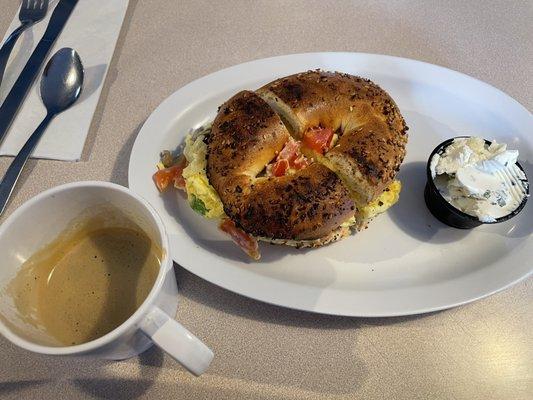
[430,137,528,222]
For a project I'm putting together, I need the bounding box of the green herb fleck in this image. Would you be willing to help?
[190,195,208,215]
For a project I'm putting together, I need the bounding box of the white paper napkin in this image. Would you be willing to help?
[0,0,129,161]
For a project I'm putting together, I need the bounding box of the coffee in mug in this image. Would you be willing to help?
[5,211,162,346]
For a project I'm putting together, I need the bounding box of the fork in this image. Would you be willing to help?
[0,0,49,88]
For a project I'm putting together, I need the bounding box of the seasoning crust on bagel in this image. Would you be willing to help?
[153,70,409,259]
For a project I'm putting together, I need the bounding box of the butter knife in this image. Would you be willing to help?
[0,0,78,145]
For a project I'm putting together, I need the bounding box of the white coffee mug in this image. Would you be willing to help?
[0,181,213,376]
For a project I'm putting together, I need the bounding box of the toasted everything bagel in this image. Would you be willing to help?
[258,70,408,204]
[205,71,408,244]
[206,90,355,240]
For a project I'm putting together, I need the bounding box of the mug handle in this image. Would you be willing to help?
[140,306,214,376]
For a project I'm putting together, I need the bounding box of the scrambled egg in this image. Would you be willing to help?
[182,133,225,218]
[358,180,402,220]
[341,180,401,228]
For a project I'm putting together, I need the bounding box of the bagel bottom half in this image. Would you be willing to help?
[179,125,402,249]
[220,162,356,241]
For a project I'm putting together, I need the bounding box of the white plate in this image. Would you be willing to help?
[128,52,532,317]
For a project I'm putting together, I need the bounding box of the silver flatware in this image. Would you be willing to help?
[0,0,78,146]
[0,47,83,215]
[0,0,49,87]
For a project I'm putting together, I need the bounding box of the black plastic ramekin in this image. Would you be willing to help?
[424,137,529,229]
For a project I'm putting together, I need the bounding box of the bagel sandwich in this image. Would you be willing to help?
[153,71,408,259]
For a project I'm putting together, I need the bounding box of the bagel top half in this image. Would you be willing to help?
[205,71,408,241]
[258,70,408,204]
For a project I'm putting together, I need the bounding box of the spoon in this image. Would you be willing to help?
[0,47,83,216]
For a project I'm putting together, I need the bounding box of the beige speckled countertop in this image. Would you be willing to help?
[0,1,532,399]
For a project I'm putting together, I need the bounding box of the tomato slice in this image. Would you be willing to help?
[172,156,187,189]
[302,127,334,154]
[219,218,260,260]
[153,166,179,192]
[277,139,300,164]
[271,159,289,177]
[267,139,310,177]
[153,156,187,192]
